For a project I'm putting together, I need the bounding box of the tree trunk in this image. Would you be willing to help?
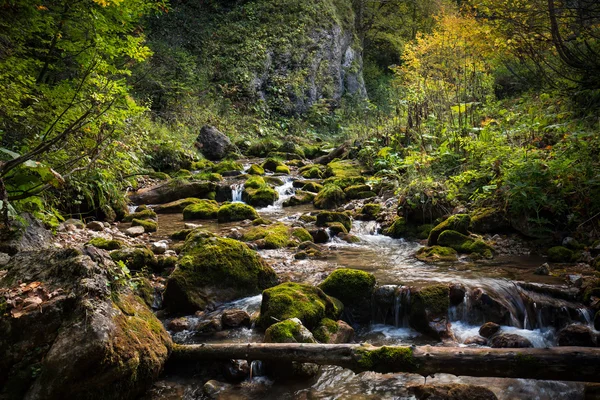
[314,143,349,165]
[172,343,600,383]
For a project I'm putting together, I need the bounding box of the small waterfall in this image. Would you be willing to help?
[393,286,411,328]
[249,360,265,380]
[352,220,380,236]
[127,205,138,214]
[260,177,295,212]
[231,183,244,203]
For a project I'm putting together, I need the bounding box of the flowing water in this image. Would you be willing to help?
[146,173,595,399]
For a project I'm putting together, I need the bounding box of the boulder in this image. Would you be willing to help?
[479,322,501,338]
[243,187,279,207]
[129,180,217,205]
[489,333,533,348]
[182,200,219,220]
[534,263,550,275]
[313,319,355,344]
[437,230,494,258]
[257,282,342,330]
[221,309,251,328]
[319,268,375,324]
[469,208,511,234]
[383,216,407,238]
[163,230,277,313]
[217,203,259,223]
[0,213,52,255]
[196,125,234,161]
[547,246,574,263]
[310,228,330,244]
[316,211,352,232]
[415,246,458,263]
[110,247,157,271]
[125,226,145,237]
[313,184,346,209]
[409,284,452,340]
[428,214,471,246]
[557,324,596,347]
[86,221,105,231]
[264,318,316,344]
[153,198,203,214]
[0,248,171,399]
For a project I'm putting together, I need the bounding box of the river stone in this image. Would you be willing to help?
[151,241,169,255]
[310,228,330,244]
[0,213,52,255]
[168,317,190,332]
[449,283,466,306]
[534,263,550,275]
[479,322,501,338]
[410,384,498,400]
[0,248,172,399]
[86,221,105,231]
[464,336,488,346]
[223,359,250,382]
[221,309,251,328]
[196,125,233,161]
[557,324,596,347]
[489,333,533,348]
[409,284,452,340]
[126,226,145,237]
[203,380,232,397]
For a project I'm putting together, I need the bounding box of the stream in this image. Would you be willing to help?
[143,169,595,400]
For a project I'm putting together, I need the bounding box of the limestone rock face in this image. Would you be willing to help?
[0,247,171,399]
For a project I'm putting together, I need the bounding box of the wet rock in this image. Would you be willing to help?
[337,233,360,243]
[223,359,250,382]
[449,283,466,306]
[264,318,316,344]
[196,318,222,334]
[566,274,583,287]
[313,319,354,344]
[125,226,145,237]
[168,317,190,332]
[110,247,156,271]
[196,125,234,161]
[182,200,219,220]
[489,333,533,348]
[410,384,498,400]
[557,324,596,347]
[221,309,251,328]
[151,241,169,255]
[163,230,277,313]
[0,248,171,399]
[547,246,574,263]
[0,213,52,255]
[469,207,511,234]
[129,181,217,205]
[409,284,452,340]
[217,203,259,223]
[479,322,501,338]
[316,211,352,232]
[562,237,581,250]
[470,288,512,325]
[415,246,458,263]
[310,228,330,244]
[203,380,231,398]
[428,214,471,246]
[534,263,550,275]
[64,218,85,229]
[319,268,375,325]
[313,184,346,209]
[86,221,105,231]
[464,336,488,346]
[382,216,407,238]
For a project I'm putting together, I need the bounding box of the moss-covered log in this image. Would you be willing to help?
[171,343,600,382]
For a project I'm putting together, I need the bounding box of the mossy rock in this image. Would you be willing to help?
[428,214,471,246]
[303,145,326,159]
[319,268,376,306]
[182,200,219,220]
[170,229,193,241]
[132,218,158,233]
[547,246,575,263]
[264,176,285,186]
[245,175,266,189]
[173,169,193,178]
[153,198,202,214]
[344,184,372,200]
[302,181,324,193]
[148,171,171,180]
[383,216,407,238]
[409,284,450,339]
[257,282,343,330]
[243,187,279,207]
[190,159,215,170]
[211,160,243,174]
[415,246,458,262]
[313,184,346,209]
[262,158,286,173]
[313,318,340,343]
[316,211,352,232]
[283,190,315,207]
[242,223,292,249]
[299,214,317,223]
[292,227,313,243]
[110,247,157,271]
[469,207,510,233]
[267,151,303,161]
[247,164,265,175]
[87,237,123,250]
[325,160,362,178]
[217,203,259,222]
[276,165,291,174]
[247,140,279,157]
[327,222,348,235]
[338,233,361,243]
[417,224,434,240]
[300,166,325,179]
[323,176,366,189]
[278,141,305,158]
[195,172,223,182]
[123,209,157,222]
[252,217,272,226]
[360,204,381,220]
[438,230,494,258]
[163,231,278,312]
[264,318,316,344]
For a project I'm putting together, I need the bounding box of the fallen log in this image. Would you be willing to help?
[314,142,349,165]
[172,343,600,383]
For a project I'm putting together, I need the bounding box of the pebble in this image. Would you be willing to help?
[126,226,145,237]
[151,241,169,255]
[86,221,105,231]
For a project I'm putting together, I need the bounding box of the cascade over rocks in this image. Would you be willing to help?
[0,247,171,399]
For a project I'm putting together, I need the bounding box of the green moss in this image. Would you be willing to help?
[292,227,313,243]
[314,184,346,209]
[247,140,279,157]
[195,172,223,182]
[247,164,265,175]
[262,158,286,173]
[344,184,371,199]
[356,346,417,373]
[547,246,575,262]
[323,176,366,189]
[245,175,266,189]
[182,200,219,220]
[173,169,192,178]
[217,203,259,222]
[191,160,215,170]
[428,214,471,246]
[264,176,285,186]
[360,204,381,219]
[302,182,324,193]
[469,207,509,233]
[383,216,407,238]
[303,145,324,159]
[123,209,157,222]
[88,237,123,250]
[164,232,278,312]
[153,198,202,214]
[417,224,434,240]
[252,217,272,225]
[313,318,339,343]
[299,214,317,223]
[148,171,170,180]
[170,229,193,241]
[257,282,343,330]
[438,230,494,257]
[319,268,376,306]
[316,211,352,231]
[244,187,279,207]
[409,284,449,336]
[110,247,156,271]
[211,160,243,174]
[326,222,348,235]
[338,233,361,243]
[325,160,362,178]
[300,166,325,179]
[283,190,315,207]
[242,223,292,249]
[276,165,291,174]
[415,246,458,262]
[264,319,315,344]
[131,218,158,233]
